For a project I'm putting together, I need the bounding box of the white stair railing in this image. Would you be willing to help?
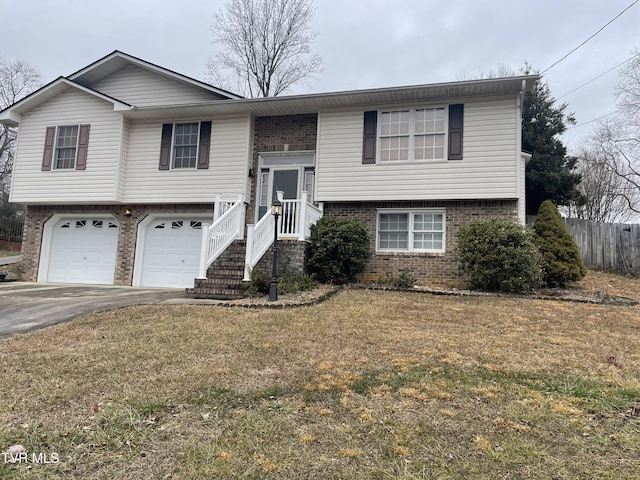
[243,212,275,281]
[197,194,245,279]
[303,195,323,238]
[243,192,323,281]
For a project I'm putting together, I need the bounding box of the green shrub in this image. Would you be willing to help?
[244,265,317,297]
[457,219,544,293]
[533,200,587,287]
[377,271,417,289]
[306,217,371,284]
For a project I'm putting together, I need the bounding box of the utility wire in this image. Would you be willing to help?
[556,51,640,100]
[565,109,620,130]
[540,0,639,74]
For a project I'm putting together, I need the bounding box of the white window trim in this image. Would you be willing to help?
[171,121,201,170]
[376,106,449,164]
[53,125,80,170]
[376,208,446,253]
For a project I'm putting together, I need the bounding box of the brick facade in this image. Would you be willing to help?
[20,203,214,284]
[323,200,519,288]
[255,240,307,277]
[247,114,318,221]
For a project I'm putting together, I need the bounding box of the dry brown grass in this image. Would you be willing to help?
[1,272,639,478]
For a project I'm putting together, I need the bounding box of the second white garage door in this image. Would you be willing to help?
[139,218,204,288]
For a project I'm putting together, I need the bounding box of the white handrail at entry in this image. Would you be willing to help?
[197,193,245,279]
[243,192,323,281]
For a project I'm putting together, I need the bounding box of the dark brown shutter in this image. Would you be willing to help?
[159,123,173,170]
[197,121,211,169]
[362,111,377,164]
[448,104,464,160]
[42,126,56,171]
[75,124,90,170]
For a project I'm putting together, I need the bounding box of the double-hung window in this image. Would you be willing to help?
[379,107,447,163]
[172,122,199,169]
[159,121,212,170]
[378,209,445,253]
[41,124,90,171]
[54,125,79,169]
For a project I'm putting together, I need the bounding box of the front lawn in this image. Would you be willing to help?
[1,273,639,478]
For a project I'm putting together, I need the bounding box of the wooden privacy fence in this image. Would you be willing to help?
[0,217,24,251]
[563,219,640,275]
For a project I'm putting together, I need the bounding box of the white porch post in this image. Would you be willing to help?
[298,192,308,240]
[198,222,211,279]
[244,224,255,281]
[213,194,222,222]
[236,193,245,240]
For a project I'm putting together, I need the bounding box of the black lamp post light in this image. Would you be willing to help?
[269,193,283,301]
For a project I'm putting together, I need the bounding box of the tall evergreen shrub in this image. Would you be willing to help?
[533,200,586,287]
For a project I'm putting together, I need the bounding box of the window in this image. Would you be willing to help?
[54,125,79,169]
[303,168,315,203]
[377,210,445,253]
[379,107,446,163]
[173,123,199,168]
[42,124,90,171]
[159,121,212,170]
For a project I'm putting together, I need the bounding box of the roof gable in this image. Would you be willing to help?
[0,77,131,126]
[68,50,241,101]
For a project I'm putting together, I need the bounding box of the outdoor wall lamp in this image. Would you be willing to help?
[269,192,284,301]
[124,208,133,217]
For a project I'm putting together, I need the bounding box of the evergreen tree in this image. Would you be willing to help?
[523,77,584,214]
[533,200,586,287]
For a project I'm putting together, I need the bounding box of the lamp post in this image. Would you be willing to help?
[269,195,282,301]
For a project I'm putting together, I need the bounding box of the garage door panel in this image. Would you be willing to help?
[139,217,205,288]
[47,218,118,285]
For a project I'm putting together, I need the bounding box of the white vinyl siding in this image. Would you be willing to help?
[10,89,122,204]
[116,117,129,201]
[315,96,519,202]
[123,114,251,203]
[91,64,223,107]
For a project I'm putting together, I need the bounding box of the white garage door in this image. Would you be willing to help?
[47,218,119,284]
[139,219,204,288]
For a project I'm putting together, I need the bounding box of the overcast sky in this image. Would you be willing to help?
[5,0,640,151]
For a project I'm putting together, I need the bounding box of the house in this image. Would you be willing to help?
[0,51,537,296]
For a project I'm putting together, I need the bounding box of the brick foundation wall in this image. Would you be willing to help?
[323,200,519,288]
[21,203,214,284]
[255,240,307,277]
[247,114,318,222]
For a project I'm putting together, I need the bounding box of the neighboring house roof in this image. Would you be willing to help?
[0,77,132,126]
[117,75,540,119]
[68,50,242,100]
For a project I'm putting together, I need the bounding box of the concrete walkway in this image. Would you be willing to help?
[0,282,189,337]
[0,255,20,265]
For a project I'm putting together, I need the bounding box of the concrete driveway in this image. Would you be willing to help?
[0,282,190,337]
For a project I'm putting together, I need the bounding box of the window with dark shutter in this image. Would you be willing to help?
[197,121,211,169]
[42,126,56,171]
[362,111,377,164]
[448,104,464,160]
[75,124,90,170]
[159,123,173,170]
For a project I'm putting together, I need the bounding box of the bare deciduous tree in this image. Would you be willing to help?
[0,57,42,204]
[567,143,637,222]
[207,0,323,98]
[588,48,640,219]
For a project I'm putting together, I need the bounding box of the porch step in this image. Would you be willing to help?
[186,240,247,300]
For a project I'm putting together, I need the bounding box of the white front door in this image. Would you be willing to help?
[47,218,119,284]
[139,218,204,288]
